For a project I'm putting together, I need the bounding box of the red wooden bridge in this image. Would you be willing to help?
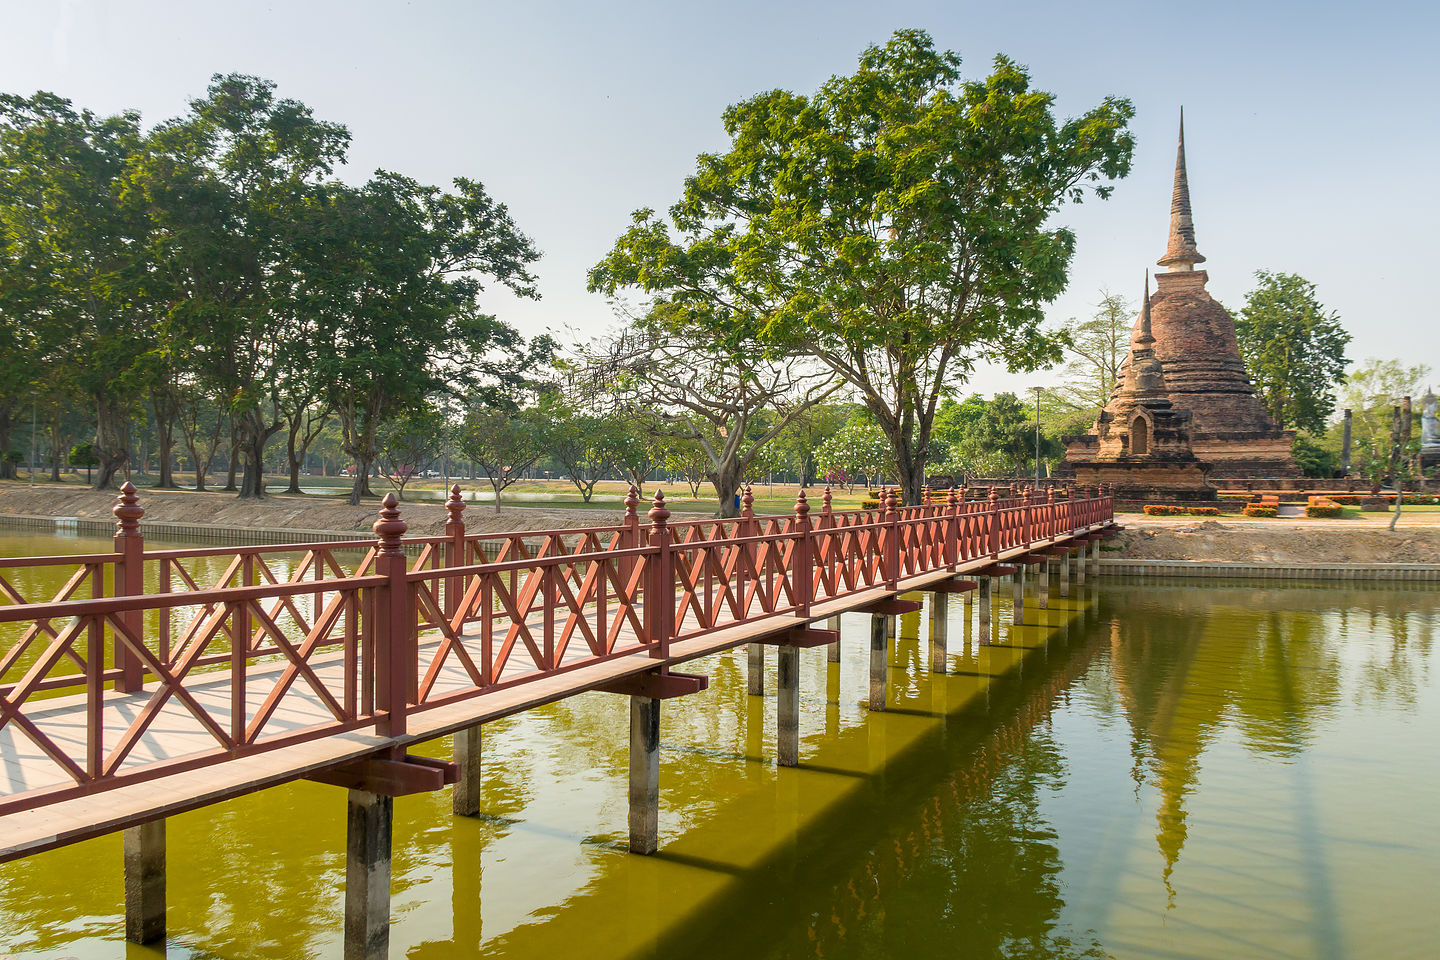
[0,481,1114,957]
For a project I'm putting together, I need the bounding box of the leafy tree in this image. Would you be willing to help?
[457,406,542,512]
[598,31,1133,504]
[1291,432,1338,479]
[293,173,545,504]
[66,441,98,483]
[0,92,154,489]
[1054,289,1131,419]
[132,74,350,499]
[376,402,451,498]
[662,435,710,499]
[538,397,619,503]
[815,417,893,489]
[1235,271,1349,432]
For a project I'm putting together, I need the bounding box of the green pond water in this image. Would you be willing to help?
[1,528,1437,959]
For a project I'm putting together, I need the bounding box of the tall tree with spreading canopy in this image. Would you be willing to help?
[1235,271,1349,433]
[0,92,154,488]
[131,74,350,498]
[595,30,1133,503]
[294,172,546,504]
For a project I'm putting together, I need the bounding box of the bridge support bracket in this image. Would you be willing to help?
[760,626,839,649]
[859,597,923,616]
[595,669,709,700]
[308,753,459,798]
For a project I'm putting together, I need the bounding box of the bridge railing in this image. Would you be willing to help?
[0,481,1112,811]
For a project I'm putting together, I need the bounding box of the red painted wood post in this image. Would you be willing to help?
[620,484,640,595]
[444,484,466,619]
[988,488,1001,559]
[1047,486,1057,539]
[112,482,145,693]
[819,485,834,593]
[646,491,673,658]
[884,487,900,589]
[373,494,411,737]
[793,490,812,617]
[741,483,757,579]
[945,486,960,568]
[1022,488,1035,547]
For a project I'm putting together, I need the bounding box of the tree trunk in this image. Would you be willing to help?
[223,430,240,491]
[93,394,129,491]
[237,409,280,500]
[48,408,62,482]
[286,422,304,495]
[0,408,12,480]
[347,457,376,506]
[152,393,178,489]
[710,461,744,519]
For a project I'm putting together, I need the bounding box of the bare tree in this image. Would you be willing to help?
[1054,289,1132,421]
[583,320,840,517]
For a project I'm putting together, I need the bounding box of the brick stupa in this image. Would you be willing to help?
[1065,113,1300,479]
[1066,273,1217,503]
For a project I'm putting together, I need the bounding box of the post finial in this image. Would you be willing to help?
[648,489,670,527]
[445,484,466,527]
[822,484,834,515]
[742,484,755,518]
[624,484,640,521]
[794,488,810,521]
[947,485,960,507]
[374,492,408,554]
[113,480,144,536]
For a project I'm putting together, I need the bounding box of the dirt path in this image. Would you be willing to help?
[1112,516,1440,564]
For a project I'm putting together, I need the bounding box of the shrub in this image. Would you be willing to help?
[861,499,880,510]
[1242,503,1277,518]
[1188,506,1221,516]
[1143,504,1186,516]
[1306,503,1342,518]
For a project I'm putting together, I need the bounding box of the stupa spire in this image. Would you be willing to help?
[1138,270,1154,343]
[1157,108,1206,271]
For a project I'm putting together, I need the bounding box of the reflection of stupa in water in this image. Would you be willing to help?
[1107,589,1341,903]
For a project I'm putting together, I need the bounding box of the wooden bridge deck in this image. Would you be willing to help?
[0,533,1097,862]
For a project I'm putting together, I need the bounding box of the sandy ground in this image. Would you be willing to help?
[0,483,656,536]
[1112,515,1440,564]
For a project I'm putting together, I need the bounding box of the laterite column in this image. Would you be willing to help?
[747,643,765,695]
[1089,538,1101,577]
[1012,565,1026,625]
[868,613,889,711]
[979,576,992,628]
[826,613,841,663]
[1060,549,1072,598]
[929,592,948,674]
[1075,542,1086,586]
[629,695,661,854]
[345,789,393,960]
[777,646,800,766]
[124,820,165,944]
[1039,558,1051,610]
[453,724,482,816]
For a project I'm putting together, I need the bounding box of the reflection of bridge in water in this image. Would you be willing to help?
[0,482,1114,958]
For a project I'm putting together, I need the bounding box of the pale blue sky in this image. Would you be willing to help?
[3,0,1435,397]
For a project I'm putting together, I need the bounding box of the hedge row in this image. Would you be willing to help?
[1142,505,1222,516]
[1242,504,1278,518]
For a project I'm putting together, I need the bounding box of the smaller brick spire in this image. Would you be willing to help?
[1157,108,1207,271]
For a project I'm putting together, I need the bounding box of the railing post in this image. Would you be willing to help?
[373,494,410,737]
[793,490,812,617]
[945,486,960,569]
[113,482,145,693]
[1022,488,1034,547]
[621,484,640,591]
[1047,486,1058,540]
[988,488,1001,559]
[646,491,673,658]
[444,484,466,619]
[884,487,900,589]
